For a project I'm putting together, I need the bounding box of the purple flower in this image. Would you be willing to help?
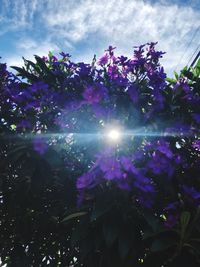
[105,46,116,57]
[42,56,48,62]
[173,77,190,93]
[192,140,200,150]
[51,56,58,62]
[17,119,32,130]
[64,100,84,112]
[77,62,91,77]
[108,65,119,79]
[60,52,71,58]
[163,202,180,228]
[98,53,109,65]
[164,202,179,211]
[157,140,173,159]
[134,175,155,193]
[120,156,138,174]
[147,42,165,61]
[182,185,200,205]
[29,81,49,93]
[192,113,200,124]
[116,56,129,67]
[99,157,122,180]
[24,101,40,111]
[11,90,32,103]
[117,176,131,191]
[82,84,107,104]
[33,137,48,155]
[136,195,154,209]
[148,67,166,90]
[164,214,179,228]
[148,153,174,177]
[76,172,96,190]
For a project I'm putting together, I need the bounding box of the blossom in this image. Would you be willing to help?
[42,56,48,62]
[98,53,109,65]
[164,214,179,228]
[51,56,58,62]
[173,77,190,93]
[192,113,200,123]
[17,119,32,130]
[136,196,154,209]
[82,84,107,104]
[107,65,119,79]
[147,42,166,61]
[134,175,155,193]
[24,101,41,111]
[163,202,180,228]
[29,81,49,93]
[105,46,116,57]
[157,140,173,159]
[164,202,179,211]
[117,56,128,66]
[192,140,200,150]
[182,185,200,206]
[148,67,166,90]
[76,172,97,190]
[120,156,138,174]
[60,52,71,58]
[77,62,91,77]
[147,153,174,177]
[99,157,122,180]
[117,176,131,191]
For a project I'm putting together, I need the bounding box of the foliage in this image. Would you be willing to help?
[0,45,200,266]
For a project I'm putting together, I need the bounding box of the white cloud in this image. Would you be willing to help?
[0,0,38,35]
[1,0,200,74]
[41,0,200,74]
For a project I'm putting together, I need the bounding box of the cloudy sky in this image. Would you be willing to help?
[0,0,199,76]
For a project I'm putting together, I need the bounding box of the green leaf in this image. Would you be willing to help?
[61,211,87,223]
[180,211,191,238]
[143,212,161,232]
[166,77,176,84]
[196,58,200,68]
[174,71,179,80]
[151,238,176,252]
[90,196,113,221]
[180,66,188,76]
[118,231,131,260]
[44,149,63,168]
[11,66,38,81]
[103,221,119,247]
[34,55,51,74]
[48,51,53,58]
[80,236,94,258]
[71,222,89,246]
[7,145,28,162]
[23,57,40,72]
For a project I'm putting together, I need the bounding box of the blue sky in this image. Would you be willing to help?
[0,0,199,76]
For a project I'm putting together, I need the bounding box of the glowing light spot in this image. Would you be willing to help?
[107,129,121,142]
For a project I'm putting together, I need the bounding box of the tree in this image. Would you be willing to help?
[0,44,200,266]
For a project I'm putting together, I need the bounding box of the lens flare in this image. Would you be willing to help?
[107,129,121,142]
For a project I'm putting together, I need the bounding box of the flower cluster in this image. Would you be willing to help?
[1,42,200,225]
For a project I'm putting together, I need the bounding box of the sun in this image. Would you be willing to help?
[107,129,121,142]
